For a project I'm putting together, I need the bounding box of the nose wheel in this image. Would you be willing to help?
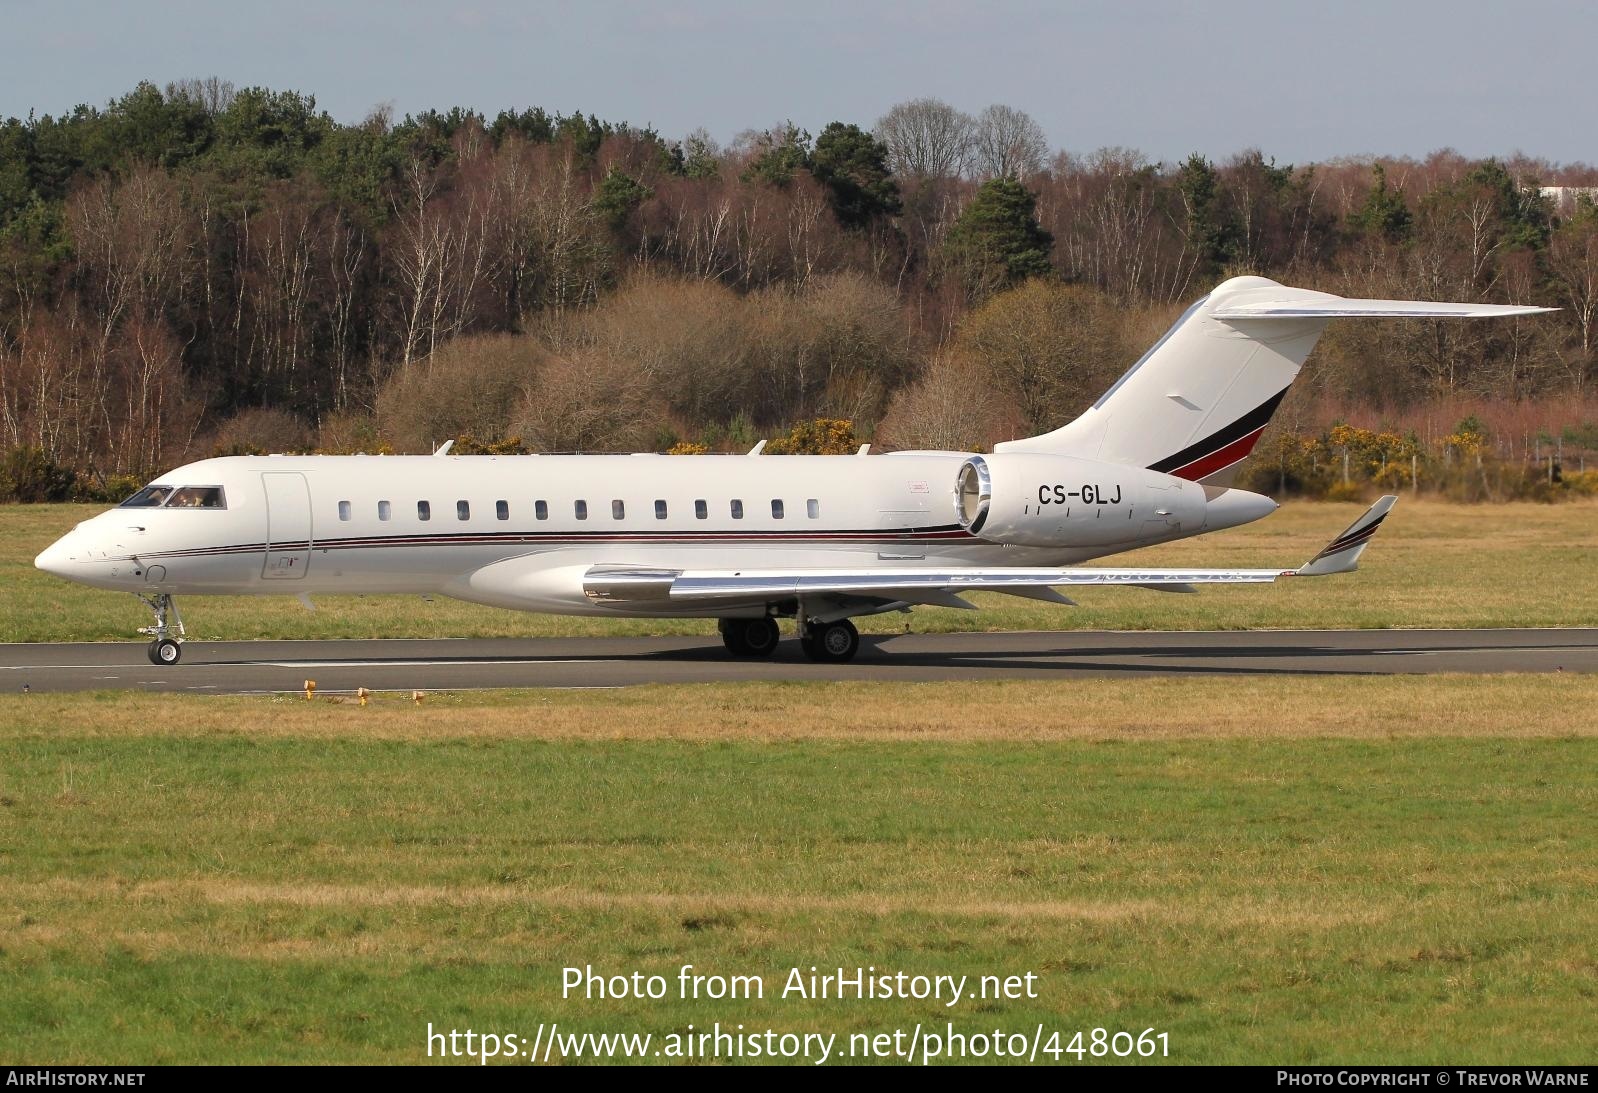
[148,638,183,665]
[135,593,186,665]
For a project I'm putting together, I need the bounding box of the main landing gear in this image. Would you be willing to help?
[720,617,781,657]
[136,592,185,665]
[799,618,859,664]
[717,616,862,663]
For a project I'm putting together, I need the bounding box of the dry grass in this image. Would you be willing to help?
[3,674,1595,743]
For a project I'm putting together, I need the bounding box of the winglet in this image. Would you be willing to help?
[1295,496,1397,576]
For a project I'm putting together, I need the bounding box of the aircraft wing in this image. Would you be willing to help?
[1213,299,1555,320]
[583,497,1398,611]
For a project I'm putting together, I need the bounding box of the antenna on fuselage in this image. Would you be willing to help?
[433,440,454,457]
[747,440,766,456]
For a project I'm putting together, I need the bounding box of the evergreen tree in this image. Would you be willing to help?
[1178,153,1236,269]
[1462,159,1551,251]
[1349,164,1413,243]
[742,122,810,187]
[808,121,901,229]
[942,176,1053,294]
[593,166,651,231]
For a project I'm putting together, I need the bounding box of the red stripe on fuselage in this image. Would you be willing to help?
[1166,426,1267,482]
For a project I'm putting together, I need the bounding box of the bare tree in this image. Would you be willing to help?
[390,155,455,372]
[65,169,195,468]
[389,141,503,373]
[166,76,235,115]
[324,212,367,412]
[969,104,1048,180]
[376,333,546,451]
[954,280,1129,434]
[512,347,656,452]
[876,350,1006,452]
[1546,213,1598,392]
[875,98,972,180]
[246,180,322,410]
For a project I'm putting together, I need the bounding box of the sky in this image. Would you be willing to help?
[5,0,1596,166]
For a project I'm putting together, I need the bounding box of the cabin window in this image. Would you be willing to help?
[535,500,548,521]
[730,499,744,519]
[771,499,785,519]
[807,498,820,519]
[378,500,392,521]
[338,500,352,521]
[496,500,509,521]
[694,499,707,520]
[418,501,431,521]
[165,486,227,509]
[654,499,668,520]
[575,500,588,520]
[612,499,626,520]
[457,500,470,521]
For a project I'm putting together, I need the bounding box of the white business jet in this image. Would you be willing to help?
[35,276,1551,665]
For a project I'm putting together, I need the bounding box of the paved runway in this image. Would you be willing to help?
[1,629,1595,694]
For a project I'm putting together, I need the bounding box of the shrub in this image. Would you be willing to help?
[70,473,144,504]
[765,419,858,455]
[1,447,76,503]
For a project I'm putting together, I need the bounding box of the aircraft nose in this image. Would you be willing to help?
[1202,487,1279,533]
[34,536,77,578]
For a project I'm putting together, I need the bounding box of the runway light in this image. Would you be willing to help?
[304,679,316,700]
[412,690,425,705]
[357,686,370,708]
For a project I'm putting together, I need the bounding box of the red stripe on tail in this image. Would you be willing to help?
[1167,426,1267,482]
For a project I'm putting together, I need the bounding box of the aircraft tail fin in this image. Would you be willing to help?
[995,277,1554,486]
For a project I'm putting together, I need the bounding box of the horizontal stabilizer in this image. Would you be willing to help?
[1295,496,1397,576]
[1213,299,1556,320]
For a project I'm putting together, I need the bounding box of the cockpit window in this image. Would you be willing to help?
[165,486,227,509]
[119,485,226,509]
[120,485,174,508]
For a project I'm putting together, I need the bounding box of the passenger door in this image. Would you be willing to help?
[262,472,313,579]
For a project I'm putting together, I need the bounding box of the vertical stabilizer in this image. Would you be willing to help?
[995,277,1553,486]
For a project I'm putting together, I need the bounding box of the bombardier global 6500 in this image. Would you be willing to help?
[34,276,1552,664]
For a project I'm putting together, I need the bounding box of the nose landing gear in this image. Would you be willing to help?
[136,593,186,665]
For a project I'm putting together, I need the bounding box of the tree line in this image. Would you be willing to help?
[2,79,1597,498]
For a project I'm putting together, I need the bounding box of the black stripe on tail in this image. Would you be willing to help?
[1147,388,1289,476]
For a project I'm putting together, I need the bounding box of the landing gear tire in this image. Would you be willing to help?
[801,618,859,664]
[719,617,780,658]
[148,638,182,665]
[136,593,186,665]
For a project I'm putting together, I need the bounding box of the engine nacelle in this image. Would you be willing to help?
[955,453,1207,548]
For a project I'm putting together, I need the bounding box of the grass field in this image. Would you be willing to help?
[4,499,1596,643]
[3,677,1595,1065]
